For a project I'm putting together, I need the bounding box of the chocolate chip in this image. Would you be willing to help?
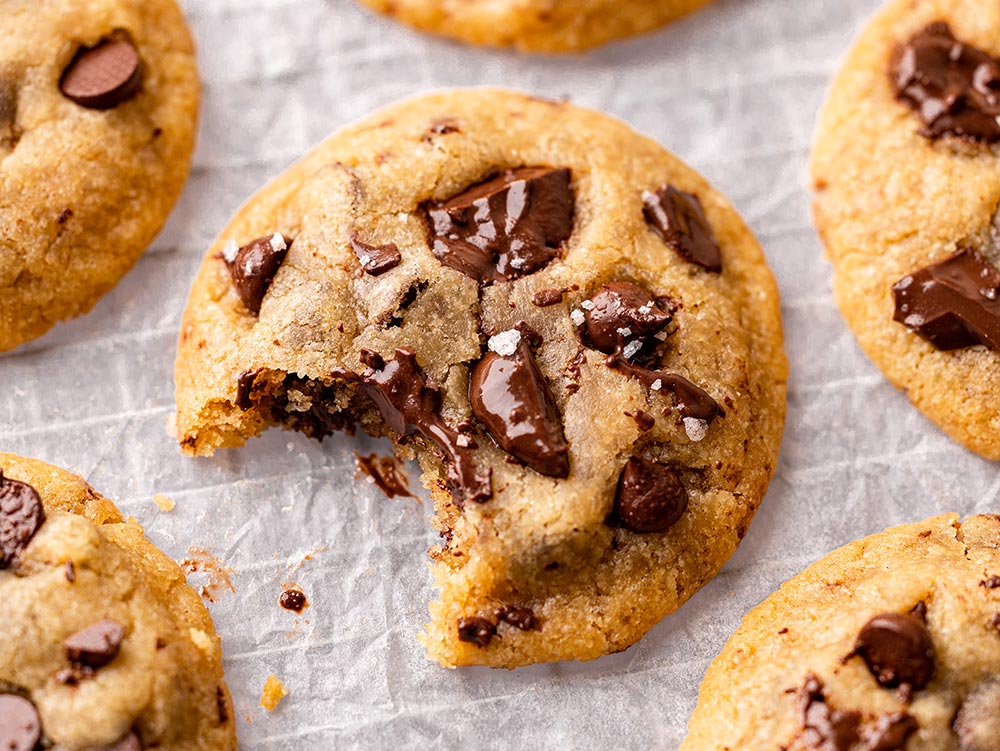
[65,560,76,582]
[360,349,492,504]
[65,619,125,669]
[278,589,308,613]
[470,334,569,479]
[429,119,460,135]
[853,612,935,690]
[496,606,540,631]
[0,470,45,569]
[582,282,672,360]
[642,185,722,271]
[457,617,497,647]
[223,234,290,315]
[954,679,1000,751]
[626,410,655,432]
[981,575,1000,589]
[60,39,143,110]
[891,22,1000,143]
[892,247,1000,351]
[612,456,688,534]
[0,694,41,751]
[532,288,565,307]
[426,167,573,285]
[351,236,402,276]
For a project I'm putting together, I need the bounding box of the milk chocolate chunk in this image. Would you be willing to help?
[65,619,125,669]
[224,233,290,315]
[582,282,672,359]
[0,694,41,751]
[351,236,402,276]
[612,456,688,533]
[360,349,492,504]
[470,335,569,479]
[426,167,573,284]
[0,470,45,569]
[642,185,722,271]
[891,22,1000,143]
[954,679,1000,751]
[892,248,1000,351]
[60,38,143,110]
[457,617,496,647]
[854,612,935,690]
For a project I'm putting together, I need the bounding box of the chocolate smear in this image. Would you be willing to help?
[65,618,125,669]
[852,612,935,690]
[457,617,497,647]
[355,453,415,499]
[223,233,290,315]
[351,236,402,276]
[612,456,688,534]
[606,353,720,422]
[0,694,41,751]
[60,38,143,110]
[643,185,722,271]
[0,470,45,569]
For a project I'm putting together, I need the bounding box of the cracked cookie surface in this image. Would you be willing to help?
[811,0,1000,459]
[681,514,1000,751]
[174,88,787,668]
[355,0,714,53]
[0,453,235,751]
[0,0,199,352]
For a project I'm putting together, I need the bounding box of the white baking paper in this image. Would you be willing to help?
[3,0,997,747]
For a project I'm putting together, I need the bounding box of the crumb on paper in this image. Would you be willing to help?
[181,547,236,603]
[260,674,288,710]
[153,493,175,512]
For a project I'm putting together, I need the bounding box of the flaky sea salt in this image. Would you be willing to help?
[456,435,471,448]
[488,329,522,357]
[622,340,643,360]
[655,331,669,341]
[580,299,595,310]
[270,232,288,251]
[617,327,632,337]
[650,379,663,391]
[222,239,239,263]
[570,309,586,326]
[684,417,709,442]
[638,304,652,315]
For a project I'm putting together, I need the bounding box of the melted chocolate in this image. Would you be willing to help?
[892,247,1000,350]
[0,694,41,751]
[605,353,720,422]
[457,617,497,647]
[359,349,492,504]
[355,453,415,499]
[470,339,569,479]
[236,369,261,410]
[279,589,308,613]
[612,456,688,533]
[65,619,125,669]
[351,236,402,276]
[892,23,1000,143]
[582,282,672,361]
[852,612,935,690]
[224,234,290,315]
[0,470,45,569]
[426,167,573,284]
[642,185,723,271]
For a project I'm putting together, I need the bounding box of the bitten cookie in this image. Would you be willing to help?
[174,89,787,668]
[811,0,1000,459]
[0,453,236,751]
[355,0,714,53]
[0,0,200,352]
[681,514,1000,751]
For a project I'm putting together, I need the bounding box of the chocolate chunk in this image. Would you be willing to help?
[457,617,496,647]
[426,167,573,285]
[470,335,569,479]
[60,39,143,110]
[892,248,1000,351]
[351,236,402,276]
[605,354,721,422]
[360,349,492,504]
[279,589,308,613]
[0,470,45,569]
[496,606,540,631]
[223,233,290,315]
[429,119,460,135]
[862,713,920,751]
[236,369,262,410]
[853,612,935,690]
[65,619,125,669]
[532,288,565,307]
[612,456,689,533]
[0,694,41,751]
[955,679,1000,751]
[582,282,672,360]
[981,575,1000,589]
[642,185,722,271]
[891,23,1000,143]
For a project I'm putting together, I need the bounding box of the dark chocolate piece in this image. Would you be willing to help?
[457,617,497,647]
[496,606,539,631]
[605,353,720,422]
[65,619,125,669]
[893,247,1000,351]
[224,234,290,315]
[426,167,573,285]
[470,336,569,479]
[891,22,1000,142]
[582,282,672,360]
[642,185,722,271]
[279,589,308,613]
[532,288,565,307]
[0,470,45,569]
[60,38,143,110]
[627,410,656,432]
[355,453,415,499]
[853,612,935,690]
[236,369,261,410]
[981,575,1000,589]
[360,349,492,504]
[429,119,460,135]
[351,236,402,276]
[612,456,688,533]
[0,694,41,751]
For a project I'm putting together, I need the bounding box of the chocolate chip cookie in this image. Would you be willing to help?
[356,0,714,53]
[681,514,1000,751]
[0,453,235,750]
[174,89,787,668]
[811,0,1000,459]
[0,0,200,352]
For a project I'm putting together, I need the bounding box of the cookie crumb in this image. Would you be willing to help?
[153,493,175,512]
[260,674,288,710]
[188,627,214,655]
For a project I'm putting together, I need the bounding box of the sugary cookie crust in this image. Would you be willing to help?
[0,0,199,352]
[356,0,714,53]
[681,514,1000,751]
[811,0,1000,459]
[174,88,787,668]
[0,453,236,751]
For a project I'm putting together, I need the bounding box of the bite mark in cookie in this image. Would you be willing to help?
[60,37,143,110]
[223,233,290,315]
[0,471,45,569]
[643,185,723,271]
